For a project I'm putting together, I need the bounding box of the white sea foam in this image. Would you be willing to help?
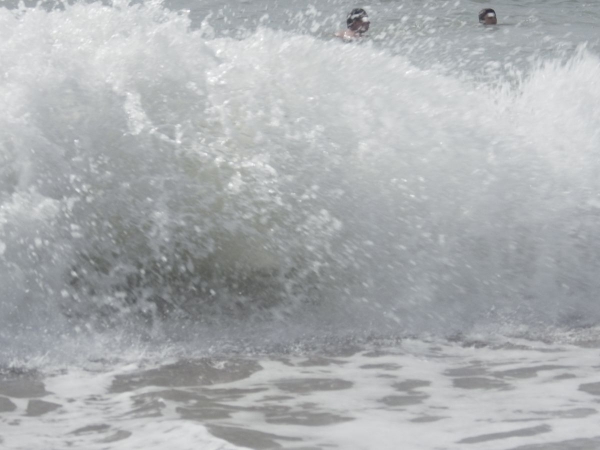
[0,0,599,357]
[2,338,600,450]
[1,3,600,448]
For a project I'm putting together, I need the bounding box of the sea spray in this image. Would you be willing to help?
[0,2,599,361]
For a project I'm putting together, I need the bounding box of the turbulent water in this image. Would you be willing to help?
[1,0,600,448]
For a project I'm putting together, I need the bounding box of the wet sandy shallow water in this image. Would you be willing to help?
[1,338,600,450]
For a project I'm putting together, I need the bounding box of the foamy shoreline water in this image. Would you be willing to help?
[2,338,600,450]
[1,0,600,447]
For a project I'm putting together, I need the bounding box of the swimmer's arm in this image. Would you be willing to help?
[334,30,358,40]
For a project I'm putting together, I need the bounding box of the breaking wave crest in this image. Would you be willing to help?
[1,1,600,358]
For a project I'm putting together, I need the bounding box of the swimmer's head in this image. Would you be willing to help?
[347,8,370,33]
[479,8,497,25]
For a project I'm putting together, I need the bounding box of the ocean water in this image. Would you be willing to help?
[1,0,600,448]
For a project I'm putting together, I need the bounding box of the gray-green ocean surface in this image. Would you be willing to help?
[0,0,599,447]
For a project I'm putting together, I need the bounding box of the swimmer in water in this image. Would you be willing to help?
[479,8,497,25]
[335,8,370,40]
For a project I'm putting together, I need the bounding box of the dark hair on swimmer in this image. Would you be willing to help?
[478,8,496,23]
[347,8,368,28]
